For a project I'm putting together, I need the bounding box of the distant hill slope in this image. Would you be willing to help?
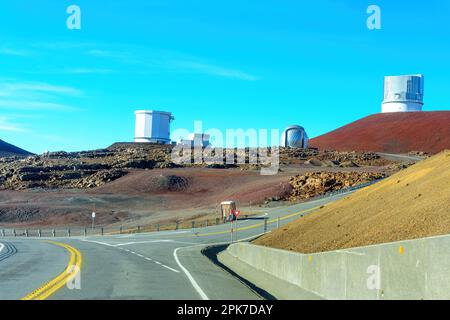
[310,111,450,154]
[0,139,33,157]
[254,150,450,253]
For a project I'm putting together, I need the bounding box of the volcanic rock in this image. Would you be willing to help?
[287,171,385,200]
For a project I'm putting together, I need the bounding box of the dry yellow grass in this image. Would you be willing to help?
[254,150,450,254]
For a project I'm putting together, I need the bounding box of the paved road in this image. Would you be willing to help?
[377,152,425,162]
[0,192,350,300]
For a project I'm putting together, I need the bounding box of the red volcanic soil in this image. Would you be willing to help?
[0,166,382,228]
[0,168,292,228]
[310,111,450,154]
[90,168,293,208]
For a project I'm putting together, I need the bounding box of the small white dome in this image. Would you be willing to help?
[281,125,309,148]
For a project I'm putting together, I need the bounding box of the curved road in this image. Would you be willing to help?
[0,192,350,300]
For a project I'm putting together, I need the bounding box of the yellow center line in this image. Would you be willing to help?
[21,241,83,301]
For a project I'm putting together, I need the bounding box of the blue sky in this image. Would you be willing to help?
[0,0,449,153]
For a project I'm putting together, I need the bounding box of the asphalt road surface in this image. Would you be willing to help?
[0,193,349,300]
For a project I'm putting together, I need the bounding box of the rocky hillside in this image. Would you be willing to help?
[254,150,450,253]
[287,171,386,201]
[0,144,175,190]
[0,143,399,191]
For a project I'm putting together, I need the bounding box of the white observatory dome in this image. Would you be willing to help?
[382,75,424,113]
[281,125,309,149]
[134,110,174,144]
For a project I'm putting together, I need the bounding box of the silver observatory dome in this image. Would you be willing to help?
[281,125,309,149]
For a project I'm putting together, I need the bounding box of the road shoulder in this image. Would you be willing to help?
[174,244,263,300]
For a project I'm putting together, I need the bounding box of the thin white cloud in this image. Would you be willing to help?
[0,80,82,114]
[87,49,144,65]
[4,42,260,81]
[0,82,82,96]
[87,48,260,81]
[0,48,32,57]
[174,60,260,81]
[88,49,114,57]
[63,68,115,75]
[0,117,28,133]
[31,41,94,50]
[0,100,77,111]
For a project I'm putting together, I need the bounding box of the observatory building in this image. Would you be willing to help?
[382,75,424,113]
[134,110,174,144]
[281,125,309,149]
[179,133,211,148]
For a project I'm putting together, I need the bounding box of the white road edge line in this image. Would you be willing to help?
[115,240,174,247]
[173,247,209,301]
[81,238,180,273]
[81,239,115,247]
[161,264,180,273]
[336,250,366,256]
[0,243,4,253]
[118,230,190,238]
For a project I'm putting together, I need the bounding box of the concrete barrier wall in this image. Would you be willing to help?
[225,234,450,300]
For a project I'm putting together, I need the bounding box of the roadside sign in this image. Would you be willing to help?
[91,212,96,230]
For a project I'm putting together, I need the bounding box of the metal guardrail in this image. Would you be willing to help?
[0,217,225,239]
[309,178,384,201]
